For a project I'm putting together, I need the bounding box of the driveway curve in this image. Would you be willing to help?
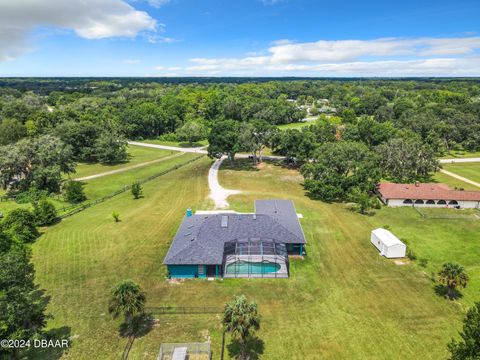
[209,157,241,208]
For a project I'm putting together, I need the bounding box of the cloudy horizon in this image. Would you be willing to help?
[0,0,479,77]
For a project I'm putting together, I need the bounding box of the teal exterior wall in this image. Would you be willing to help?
[168,265,206,278]
[286,244,305,256]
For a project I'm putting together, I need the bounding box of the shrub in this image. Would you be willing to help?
[157,133,178,142]
[406,248,417,261]
[33,199,58,226]
[131,182,143,200]
[64,180,86,204]
[112,212,120,222]
[1,208,39,243]
[15,188,49,204]
[419,258,429,268]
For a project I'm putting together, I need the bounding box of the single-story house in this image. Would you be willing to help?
[371,228,406,258]
[377,182,480,209]
[163,200,306,279]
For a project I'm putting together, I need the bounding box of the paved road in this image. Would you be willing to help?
[74,153,184,181]
[439,157,480,163]
[439,169,480,189]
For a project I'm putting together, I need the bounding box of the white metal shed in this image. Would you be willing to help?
[370,228,406,258]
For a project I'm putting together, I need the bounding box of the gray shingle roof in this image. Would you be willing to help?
[163,200,305,265]
[255,200,306,243]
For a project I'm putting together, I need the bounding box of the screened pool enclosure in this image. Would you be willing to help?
[223,240,289,278]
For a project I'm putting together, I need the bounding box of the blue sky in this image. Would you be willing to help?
[0,0,479,76]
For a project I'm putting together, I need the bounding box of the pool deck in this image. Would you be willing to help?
[223,255,289,278]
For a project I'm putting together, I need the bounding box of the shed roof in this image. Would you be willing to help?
[372,228,405,247]
[377,182,480,201]
[163,200,305,265]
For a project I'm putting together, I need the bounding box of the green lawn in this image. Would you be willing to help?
[433,170,480,190]
[72,145,176,179]
[140,139,208,148]
[440,151,480,159]
[30,159,479,359]
[80,153,198,201]
[277,121,311,130]
[442,162,480,185]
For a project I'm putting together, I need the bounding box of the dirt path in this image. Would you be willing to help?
[209,157,241,209]
[74,153,184,181]
[439,168,480,189]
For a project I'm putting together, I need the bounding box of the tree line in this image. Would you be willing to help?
[0,79,479,205]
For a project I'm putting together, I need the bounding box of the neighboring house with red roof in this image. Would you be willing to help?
[376,183,480,209]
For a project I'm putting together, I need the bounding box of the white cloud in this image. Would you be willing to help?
[268,37,480,63]
[123,59,141,64]
[154,66,181,71]
[146,0,170,8]
[0,0,157,61]
[181,37,480,76]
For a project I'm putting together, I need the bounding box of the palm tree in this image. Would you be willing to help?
[108,280,146,332]
[438,263,469,300]
[223,295,260,359]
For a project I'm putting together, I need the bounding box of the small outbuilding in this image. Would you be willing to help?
[370,228,406,258]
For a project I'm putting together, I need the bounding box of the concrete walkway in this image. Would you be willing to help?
[439,169,480,189]
[439,157,480,163]
[74,153,184,181]
[208,157,241,208]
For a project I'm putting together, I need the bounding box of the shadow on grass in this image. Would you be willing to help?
[227,337,265,360]
[178,142,205,148]
[221,158,259,172]
[119,313,155,339]
[23,289,71,360]
[434,284,464,300]
[346,205,376,216]
[24,326,72,360]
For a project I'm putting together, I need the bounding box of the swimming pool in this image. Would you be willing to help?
[225,260,281,274]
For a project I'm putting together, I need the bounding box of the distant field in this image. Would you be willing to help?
[0,145,180,216]
[277,121,311,130]
[442,162,480,185]
[72,145,176,179]
[140,139,208,147]
[433,170,479,190]
[30,157,480,359]
[81,152,198,201]
[441,151,480,159]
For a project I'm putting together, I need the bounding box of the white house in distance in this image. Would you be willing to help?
[370,228,406,258]
[377,183,480,209]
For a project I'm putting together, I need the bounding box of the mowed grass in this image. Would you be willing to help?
[80,152,196,201]
[31,157,479,359]
[72,145,176,179]
[0,145,179,216]
[32,158,213,359]
[433,170,479,190]
[442,162,480,184]
[140,139,208,148]
[276,121,310,130]
[441,151,480,159]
